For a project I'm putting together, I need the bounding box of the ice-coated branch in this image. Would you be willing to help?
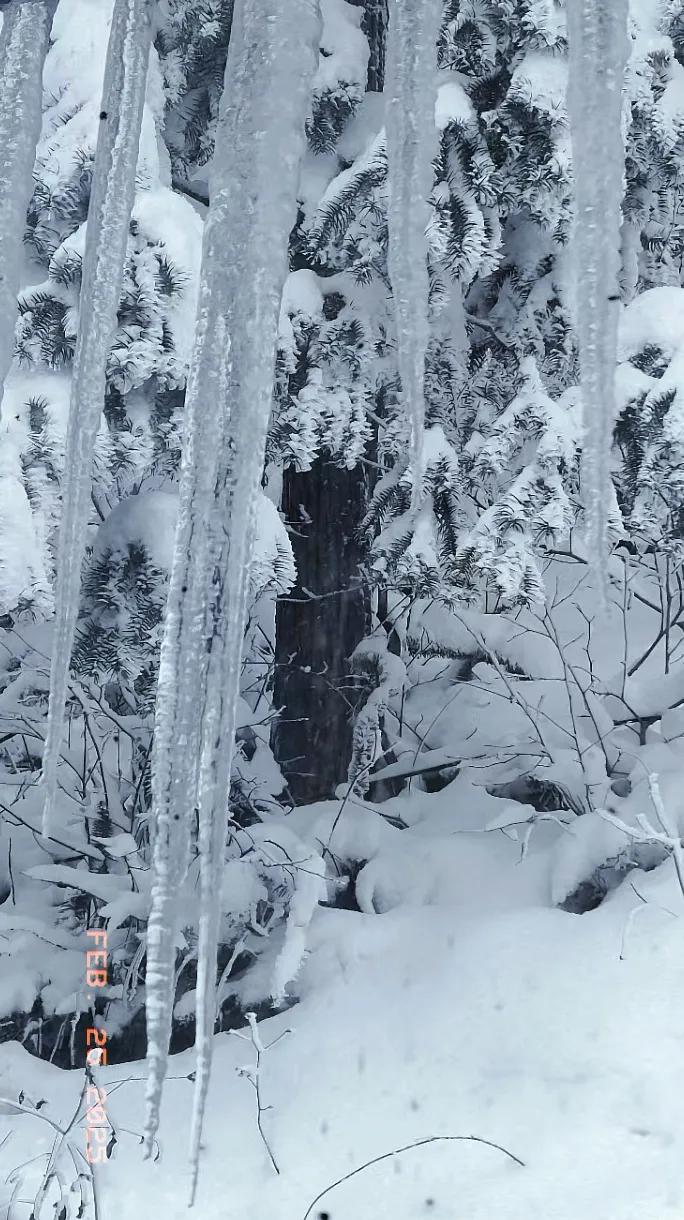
[40,0,156,832]
[0,0,56,404]
[601,774,684,901]
[232,1012,291,1176]
[385,0,441,509]
[142,0,320,1191]
[566,0,629,598]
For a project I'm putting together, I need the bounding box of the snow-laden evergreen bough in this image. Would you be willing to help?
[40,0,155,831]
[385,0,441,510]
[0,0,56,404]
[143,0,320,1193]
[566,0,629,595]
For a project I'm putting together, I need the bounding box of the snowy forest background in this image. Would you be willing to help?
[2,0,684,1217]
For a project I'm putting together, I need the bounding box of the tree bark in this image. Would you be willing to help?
[273,461,369,803]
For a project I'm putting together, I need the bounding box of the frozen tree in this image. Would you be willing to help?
[143,0,320,1190]
[0,0,55,403]
[566,0,629,592]
[1,0,203,616]
[385,0,441,509]
[40,0,156,831]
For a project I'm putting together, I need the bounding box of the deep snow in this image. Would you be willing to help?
[2,815,684,1220]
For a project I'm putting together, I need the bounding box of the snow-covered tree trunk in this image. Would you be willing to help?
[566,0,629,593]
[385,0,440,508]
[0,0,56,405]
[143,0,320,1187]
[40,0,155,830]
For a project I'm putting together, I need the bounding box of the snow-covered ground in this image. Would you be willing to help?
[2,815,684,1220]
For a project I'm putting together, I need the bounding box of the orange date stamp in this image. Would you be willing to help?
[84,928,109,1164]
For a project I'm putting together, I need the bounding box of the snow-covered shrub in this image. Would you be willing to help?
[0,627,311,1063]
[347,540,684,915]
[0,479,303,1061]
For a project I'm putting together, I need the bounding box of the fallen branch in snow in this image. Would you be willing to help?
[301,1134,525,1219]
[600,772,684,903]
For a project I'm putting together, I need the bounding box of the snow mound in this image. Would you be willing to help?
[3,845,684,1220]
[619,286,684,362]
[93,489,295,596]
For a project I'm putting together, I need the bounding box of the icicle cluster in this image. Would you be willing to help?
[40,0,155,831]
[566,0,629,595]
[385,0,441,510]
[143,0,320,1196]
[0,0,55,404]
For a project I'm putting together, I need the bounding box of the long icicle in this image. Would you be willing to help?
[141,0,320,1189]
[385,0,441,510]
[40,0,155,832]
[0,0,56,405]
[566,0,629,598]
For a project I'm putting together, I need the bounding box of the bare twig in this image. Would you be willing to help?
[301,1134,525,1220]
[232,1012,291,1176]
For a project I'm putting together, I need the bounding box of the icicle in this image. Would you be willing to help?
[40,0,155,832]
[142,0,320,1187]
[566,0,629,599]
[0,0,56,404]
[385,0,441,511]
[188,0,320,1185]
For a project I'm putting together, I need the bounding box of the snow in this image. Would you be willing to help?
[656,62,684,147]
[419,422,460,472]
[270,850,326,1006]
[280,269,325,322]
[337,91,385,162]
[4,817,684,1219]
[132,188,203,368]
[510,49,567,117]
[625,665,684,719]
[92,490,178,571]
[315,0,369,96]
[549,810,631,906]
[618,286,684,363]
[249,494,296,599]
[435,78,474,131]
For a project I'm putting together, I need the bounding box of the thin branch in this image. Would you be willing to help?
[302,1134,525,1220]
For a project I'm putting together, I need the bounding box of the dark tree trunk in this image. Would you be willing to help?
[360,0,388,92]
[273,461,369,803]
[272,0,387,804]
